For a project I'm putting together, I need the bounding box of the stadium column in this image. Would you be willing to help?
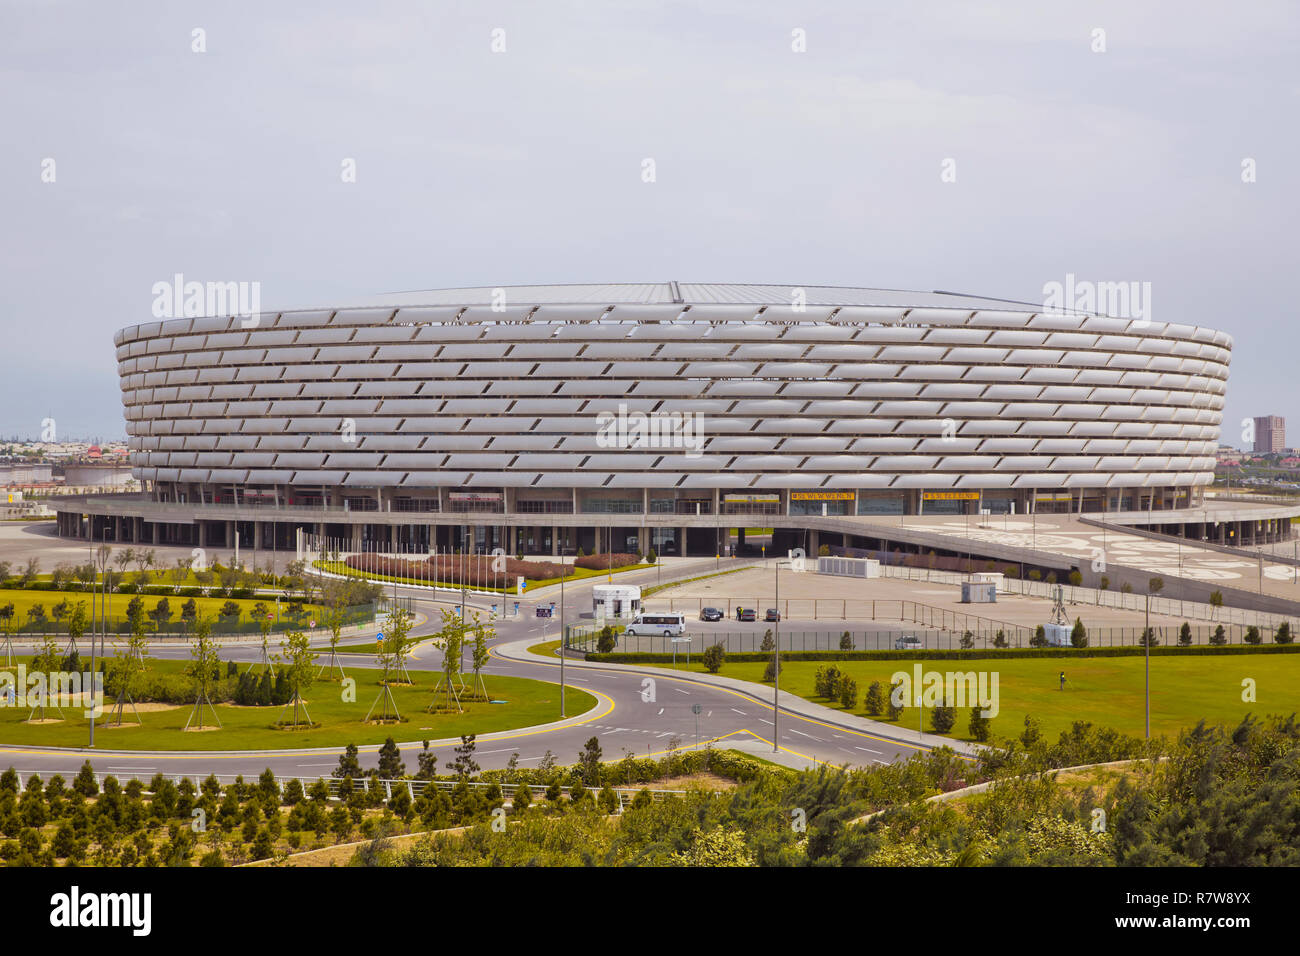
[226,520,234,549]
[640,525,648,555]
[254,521,262,550]
[680,525,687,557]
[552,526,559,556]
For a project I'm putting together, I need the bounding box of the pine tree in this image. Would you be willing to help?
[377,737,405,779]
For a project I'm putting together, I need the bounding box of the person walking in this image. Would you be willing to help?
[1058,670,1067,691]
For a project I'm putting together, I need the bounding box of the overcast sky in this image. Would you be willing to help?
[1,0,1295,444]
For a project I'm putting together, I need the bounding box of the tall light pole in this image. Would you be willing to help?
[773,557,781,752]
[559,546,568,717]
[1144,587,1150,739]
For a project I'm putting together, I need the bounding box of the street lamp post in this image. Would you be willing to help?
[773,557,780,752]
[559,547,567,718]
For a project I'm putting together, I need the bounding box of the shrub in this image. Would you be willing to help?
[1179,622,1193,646]
[1099,576,1110,591]
[959,630,974,650]
[595,626,616,654]
[838,677,858,710]
[993,630,1009,649]
[1139,628,1160,647]
[886,681,904,720]
[864,681,884,716]
[1030,625,1048,648]
[1071,618,1088,648]
[645,550,657,565]
[1245,626,1262,645]
[968,706,992,742]
[1276,622,1293,645]
[762,658,776,683]
[930,704,956,733]
[839,631,853,651]
[701,643,725,674]
[1210,624,1227,646]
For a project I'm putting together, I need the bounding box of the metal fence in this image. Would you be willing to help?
[576,623,1296,654]
[877,565,1297,630]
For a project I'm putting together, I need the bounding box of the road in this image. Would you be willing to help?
[0,558,943,783]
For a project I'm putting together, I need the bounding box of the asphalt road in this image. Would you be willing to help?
[0,561,939,783]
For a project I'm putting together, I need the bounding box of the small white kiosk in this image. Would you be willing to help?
[592,584,641,621]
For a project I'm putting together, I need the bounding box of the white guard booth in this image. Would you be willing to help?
[971,572,1005,592]
[960,581,997,604]
[592,584,642,620]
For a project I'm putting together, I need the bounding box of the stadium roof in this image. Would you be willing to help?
[342,282,1049,312]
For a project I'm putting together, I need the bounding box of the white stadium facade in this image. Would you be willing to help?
[59,282,1279,563]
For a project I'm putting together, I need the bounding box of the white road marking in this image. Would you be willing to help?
[855,746,884,755]
[788,730,819,741]
[730,708,746,715]
[674,689,690,695]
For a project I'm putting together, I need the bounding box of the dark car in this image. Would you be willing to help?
[736,607,757,622]
[700,607,723,622]
[765,608,781,622]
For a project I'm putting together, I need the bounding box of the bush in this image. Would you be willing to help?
[886,682,904,720]
[762,658,776,683]
[838,677,858,710]
[1030,625,1048,648]
[993,629,1009,649]
[1139,628,1160,647]
[1071,618,1088,648]
[864,681,885,716]
[1210,624,1227,646]
[573,553,640,572]
[1245,626,1262,645]
[813,665,842,700]
[1178,622,1193,646]
[701,644,725,674]
[959,630,974,650]
[645,550,657,565]
[930,704,956,733]
[1276,622,1293,645]
[968,706,992,742]
[595,626,616,655]
[839,631,853,651]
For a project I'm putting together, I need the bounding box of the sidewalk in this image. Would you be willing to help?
[493,637,980,758]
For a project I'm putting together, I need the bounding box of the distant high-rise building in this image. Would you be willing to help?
[1254,416,1286,453]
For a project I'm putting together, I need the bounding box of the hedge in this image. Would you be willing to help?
[586,644,1300,664]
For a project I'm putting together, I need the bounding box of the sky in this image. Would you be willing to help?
[1,0,1295,444]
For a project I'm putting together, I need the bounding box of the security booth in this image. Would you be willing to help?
[592,584,641,620]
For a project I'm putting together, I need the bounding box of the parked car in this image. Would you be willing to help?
[699,607,723,622]
[895,635,924,650]
[736,607,757,622]
[764,608,781,622]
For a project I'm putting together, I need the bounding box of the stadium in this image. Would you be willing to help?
[57,282,1255,562]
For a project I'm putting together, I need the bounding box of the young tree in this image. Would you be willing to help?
[377,737,405,778]
[1178,622,1193,647]
[446,735,479,780]
[968,706,992,742]
[1070,617,1088,648]
[429,608,467,714]
[701,643,725,674]
[839,630,854,651]
[185,615,222,731]
[838,676,858,710]
[468,612,492,700]
[333,743,364,780]
[108,609,151,726]
[317,585,349,680]
[366,605,412,723]
[577,736,602,786]
[251,602,274,674]
[277,628,318,728]
[1210,624,1228,646]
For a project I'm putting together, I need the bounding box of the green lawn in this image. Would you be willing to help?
[0,588,325,628]
[637,655,1298,743]
[0,659,593,751]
